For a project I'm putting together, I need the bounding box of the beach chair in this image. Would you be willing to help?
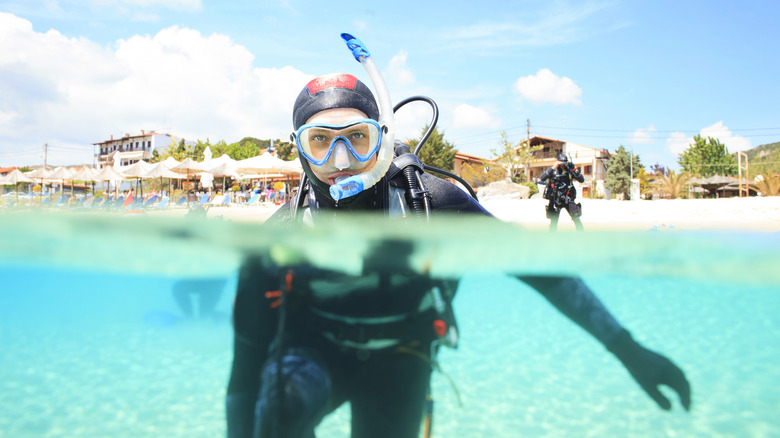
[155,196,170,209]
[243,193,260,206]
[207,194,225,206]
[175,196,186,207]
[198,193,210,206]
[113,195,124,209]
[143,194,159,209]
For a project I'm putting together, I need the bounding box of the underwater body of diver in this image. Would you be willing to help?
[225,34,691,438]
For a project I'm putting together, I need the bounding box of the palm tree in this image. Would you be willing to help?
[754,173,780,196]
[653,170,692,199]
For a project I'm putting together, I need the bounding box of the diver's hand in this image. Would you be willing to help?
[607,330,691,411]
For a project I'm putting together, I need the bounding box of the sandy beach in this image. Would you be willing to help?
[145,196,780,232]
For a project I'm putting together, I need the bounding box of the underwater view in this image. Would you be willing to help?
[1,211,779,437]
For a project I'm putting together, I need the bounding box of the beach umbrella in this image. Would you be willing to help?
[47,166,74,198]
[144,162,185,196]
[69,166,98,197]
[161,156,181,169]
[698,175,734,197]
[0,169,34,202]
[207,161,240,193]
[119,160,153,198]
[236,153,302,190]
[25,167,52,202]
[93,166,127,197]
[236,153,302,176]
[171,158,206,195]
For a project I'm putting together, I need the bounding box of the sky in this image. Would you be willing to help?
[1,0,779,169]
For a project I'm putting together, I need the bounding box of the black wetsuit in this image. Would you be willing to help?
[539,166,585,232]
[226,156,627,438]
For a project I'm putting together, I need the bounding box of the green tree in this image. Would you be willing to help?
[678,134,737,177]
[605,145,643,199]
[490,131,541,182]
[158,139,192,161]
[275,141,298,161]
[652,170,692,199]
[406,125,457,172]
[460,161,504,188]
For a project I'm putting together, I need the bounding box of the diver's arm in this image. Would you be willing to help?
[538,168,553,183]
[518,275,692,412]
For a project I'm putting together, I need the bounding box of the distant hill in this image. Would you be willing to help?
[745,141,780,160]
[744,141,780,175]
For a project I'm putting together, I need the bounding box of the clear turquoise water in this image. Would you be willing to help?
[0,212,778,437]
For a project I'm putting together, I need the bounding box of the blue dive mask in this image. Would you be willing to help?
[292,119,384,167]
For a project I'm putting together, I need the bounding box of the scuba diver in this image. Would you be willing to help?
[226,34,690,438]
[539,154,585,232]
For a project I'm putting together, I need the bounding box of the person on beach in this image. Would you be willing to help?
[225,68,691,436]
[539,154,585,232]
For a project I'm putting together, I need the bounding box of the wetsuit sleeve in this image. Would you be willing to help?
[539,168,553,183]
[517,276,624,346]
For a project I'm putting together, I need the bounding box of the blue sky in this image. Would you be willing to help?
[1,0,778,168]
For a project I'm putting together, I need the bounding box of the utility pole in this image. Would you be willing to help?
[526,119,531,182]
[44,143,48,169]
[526,118,530,146]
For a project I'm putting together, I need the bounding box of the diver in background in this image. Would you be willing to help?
[225,70,690,438]
[539,154,585,232]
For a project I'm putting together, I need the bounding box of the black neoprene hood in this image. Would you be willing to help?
[292,73,380,130]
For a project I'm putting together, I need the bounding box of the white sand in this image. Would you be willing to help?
[144,197,780,232]
[481,196,780,232]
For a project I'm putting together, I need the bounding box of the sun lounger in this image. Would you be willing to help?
[155,197,170,209]
[207,194,225,206]
[143,194,159,208]
[243,193,260,206]
[175,196,186,207]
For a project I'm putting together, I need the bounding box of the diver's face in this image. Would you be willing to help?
[304,108,378,185]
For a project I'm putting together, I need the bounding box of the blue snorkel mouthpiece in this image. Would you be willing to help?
[341,33,370,61]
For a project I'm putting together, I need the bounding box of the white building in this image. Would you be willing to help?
[94,131,196,168]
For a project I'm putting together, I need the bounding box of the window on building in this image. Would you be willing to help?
[584,165,592,175]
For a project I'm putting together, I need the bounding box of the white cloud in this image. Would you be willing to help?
[665,121,752,157]
[513,68,582,105]
[452,104,500,130]
[0,12,311,165]
[701,121,752,152]
[387,50,414,85]
[666,132,690,156]
[629,125,657,144]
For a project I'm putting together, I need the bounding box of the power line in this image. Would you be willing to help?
[533,124,780,134]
